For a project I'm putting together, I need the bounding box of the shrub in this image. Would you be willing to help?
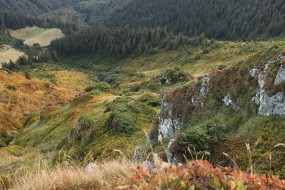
[16,55,30,65]
[91,90,101,96]
[6,85,16,91]
[97,72,118,85]
[159,68,190,85]
[72,94,93,106]
[0,128,9,146]
[139,93,161,107]
[217,65,226,70]
[129,83,142,92]
[24,71,31,80]
[85,82,112,92]
[78,116,94,131]
[106,111,136,135]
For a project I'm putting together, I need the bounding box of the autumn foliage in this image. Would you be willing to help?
[111,160,285,190]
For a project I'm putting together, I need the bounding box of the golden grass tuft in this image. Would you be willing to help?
[12,159,132,190]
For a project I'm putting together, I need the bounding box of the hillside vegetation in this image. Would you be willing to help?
[0,0,129,26]
[1,1,285,189]
[1,35,285,185]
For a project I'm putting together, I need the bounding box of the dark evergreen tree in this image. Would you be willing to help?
[105,0,285,40]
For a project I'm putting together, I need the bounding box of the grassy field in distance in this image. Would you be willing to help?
[10,26,64,47]
[0,45,25,63]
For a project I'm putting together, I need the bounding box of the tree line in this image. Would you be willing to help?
[105,0,285,40]
[0,12,77,34]
[50,27,210,59]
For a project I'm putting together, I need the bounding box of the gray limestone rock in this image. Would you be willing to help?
[250,68,260,78]
[157,100,181,140]
[222,93,238,111]
[252,90,285,117]
[274,66,285,85]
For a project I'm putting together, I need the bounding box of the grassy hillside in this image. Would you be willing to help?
[0,0,130,26]
[0,63,95,146]
[0,32,285,188]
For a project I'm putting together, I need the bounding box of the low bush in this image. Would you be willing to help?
[85,82,112,92]
[106,111,136,135]
[6,85,16,91]
[139,93,161,107]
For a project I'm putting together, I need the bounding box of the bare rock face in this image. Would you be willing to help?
[252,90,285,117]
[274,66,285,85]
[157,100,181,139]
[251,55,285,117]
[157,75,210,140]
[222,93,238,111]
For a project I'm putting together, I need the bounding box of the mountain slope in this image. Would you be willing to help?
[0,0,130,26]
[106,0,285,39]
[0,0,75,15]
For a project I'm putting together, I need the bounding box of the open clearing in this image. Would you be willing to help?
[0,45,25,63]
[10,26,64,47]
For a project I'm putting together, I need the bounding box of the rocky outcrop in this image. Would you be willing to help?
[154,75,211,164]
[157,75,210,140]
[157,100,181,139]
[222,93,238,111]
[274,66,285,85]
[252,90,285,117]
[250,68,260,78]
[191,76,210,107]
[251,55,285,117]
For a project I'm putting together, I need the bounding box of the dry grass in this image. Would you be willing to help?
[0,45,25,63]
[10,26,64,47]
[50,70,94,91]
[7,157,285,190]
[11,159,132,190]
[0,70,75,131]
